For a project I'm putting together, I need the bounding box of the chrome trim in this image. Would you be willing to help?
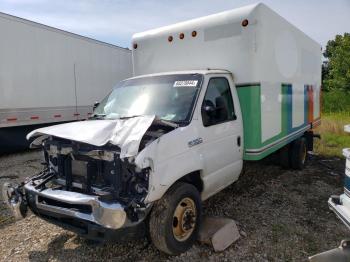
[25,183,129,229]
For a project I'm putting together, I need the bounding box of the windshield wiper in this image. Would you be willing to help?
[89,113,106,119]
[119,115,143,119]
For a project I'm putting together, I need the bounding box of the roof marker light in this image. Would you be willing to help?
[179,33,185,40]
[192,31,197,37]
[168,36,173,42]
[133,43,138,49]
[242,19,249,27]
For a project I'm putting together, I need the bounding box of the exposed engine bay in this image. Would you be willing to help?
[2,116,177,233]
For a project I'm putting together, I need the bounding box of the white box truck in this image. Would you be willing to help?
[0,12,132,152]
[2,3,321,255]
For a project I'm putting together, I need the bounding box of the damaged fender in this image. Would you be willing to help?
[135,123,205,203]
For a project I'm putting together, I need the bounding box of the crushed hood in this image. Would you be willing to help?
[27,115,155,158]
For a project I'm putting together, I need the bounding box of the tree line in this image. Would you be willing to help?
[323,33,350,92]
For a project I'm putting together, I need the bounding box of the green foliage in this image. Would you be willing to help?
[322,90,350,114]
[323,33,350,92]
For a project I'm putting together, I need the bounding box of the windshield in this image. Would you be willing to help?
[94,74,203,123]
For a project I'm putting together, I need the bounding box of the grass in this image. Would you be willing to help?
[313,90,350,157]
[314,112,350,157]
[322,90,350,114]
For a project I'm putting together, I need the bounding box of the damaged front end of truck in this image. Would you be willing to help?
[2,115,177,241]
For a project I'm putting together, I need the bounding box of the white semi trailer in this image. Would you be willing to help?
[0,12,132,152]
[3,3,321,255]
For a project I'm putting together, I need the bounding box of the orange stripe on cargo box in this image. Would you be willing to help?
[54,114,62,118]
[30,116,39,120]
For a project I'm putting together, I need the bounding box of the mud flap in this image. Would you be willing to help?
[2,182,28,220]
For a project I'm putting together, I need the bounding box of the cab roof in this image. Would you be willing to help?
[126,70,232,81]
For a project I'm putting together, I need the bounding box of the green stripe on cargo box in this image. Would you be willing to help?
[236,84,261,159]
[237,83,295,161]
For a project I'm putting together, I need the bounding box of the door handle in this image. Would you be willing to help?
[237,136,241,147]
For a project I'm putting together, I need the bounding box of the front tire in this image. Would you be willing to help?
[149,182,202,255]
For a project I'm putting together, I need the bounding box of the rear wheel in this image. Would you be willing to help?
[290,137,307,170]
[149,182,202,255]
[279,144,291,169]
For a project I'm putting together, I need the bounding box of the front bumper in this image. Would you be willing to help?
[328,193,350,230]
[24,183,141,230]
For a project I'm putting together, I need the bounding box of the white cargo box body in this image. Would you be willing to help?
[0,12,132,128]
[132,3,321,160]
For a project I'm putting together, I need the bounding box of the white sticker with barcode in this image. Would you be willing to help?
[173,80,198,87]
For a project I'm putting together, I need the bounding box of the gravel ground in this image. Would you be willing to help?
[0,150,348,261]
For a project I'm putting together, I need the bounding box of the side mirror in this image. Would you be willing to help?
[201,104,216,126]
[93,101,100,111]
[202,105,216,117]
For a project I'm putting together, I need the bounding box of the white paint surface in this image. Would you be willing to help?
[132,3,321,88]
[274,31,298,78]
[0,12,132,128]
[261,82,281,142]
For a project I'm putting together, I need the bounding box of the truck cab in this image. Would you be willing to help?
[2,70,244,255]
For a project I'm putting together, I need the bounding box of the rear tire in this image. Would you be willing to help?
[279,145,291,169]
[149,182,202,255]
[290,137,307,170]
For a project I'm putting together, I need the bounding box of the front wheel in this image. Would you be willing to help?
[149,182,202,255]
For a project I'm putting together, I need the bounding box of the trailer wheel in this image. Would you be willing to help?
[290,137,307,170]
[149,182,202,255]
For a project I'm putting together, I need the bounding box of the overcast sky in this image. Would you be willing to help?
[0,0,349,49]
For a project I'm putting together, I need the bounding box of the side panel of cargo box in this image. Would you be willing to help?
[237,83,320,161]
[0,12,132,152]
[236,4,321,160]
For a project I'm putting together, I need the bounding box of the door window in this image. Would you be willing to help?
[201,77,236,126]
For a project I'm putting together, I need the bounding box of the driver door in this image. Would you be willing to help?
[198,76,243,199]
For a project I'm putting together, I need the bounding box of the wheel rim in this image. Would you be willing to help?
[172,197,197,242]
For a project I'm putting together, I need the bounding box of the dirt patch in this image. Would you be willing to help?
[0,151,348,261]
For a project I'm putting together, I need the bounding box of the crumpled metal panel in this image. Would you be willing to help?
[27,115,155,158]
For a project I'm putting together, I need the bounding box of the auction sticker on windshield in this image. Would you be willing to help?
[173,80,198,87]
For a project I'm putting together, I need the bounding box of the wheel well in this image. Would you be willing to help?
[177,171,204,193]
